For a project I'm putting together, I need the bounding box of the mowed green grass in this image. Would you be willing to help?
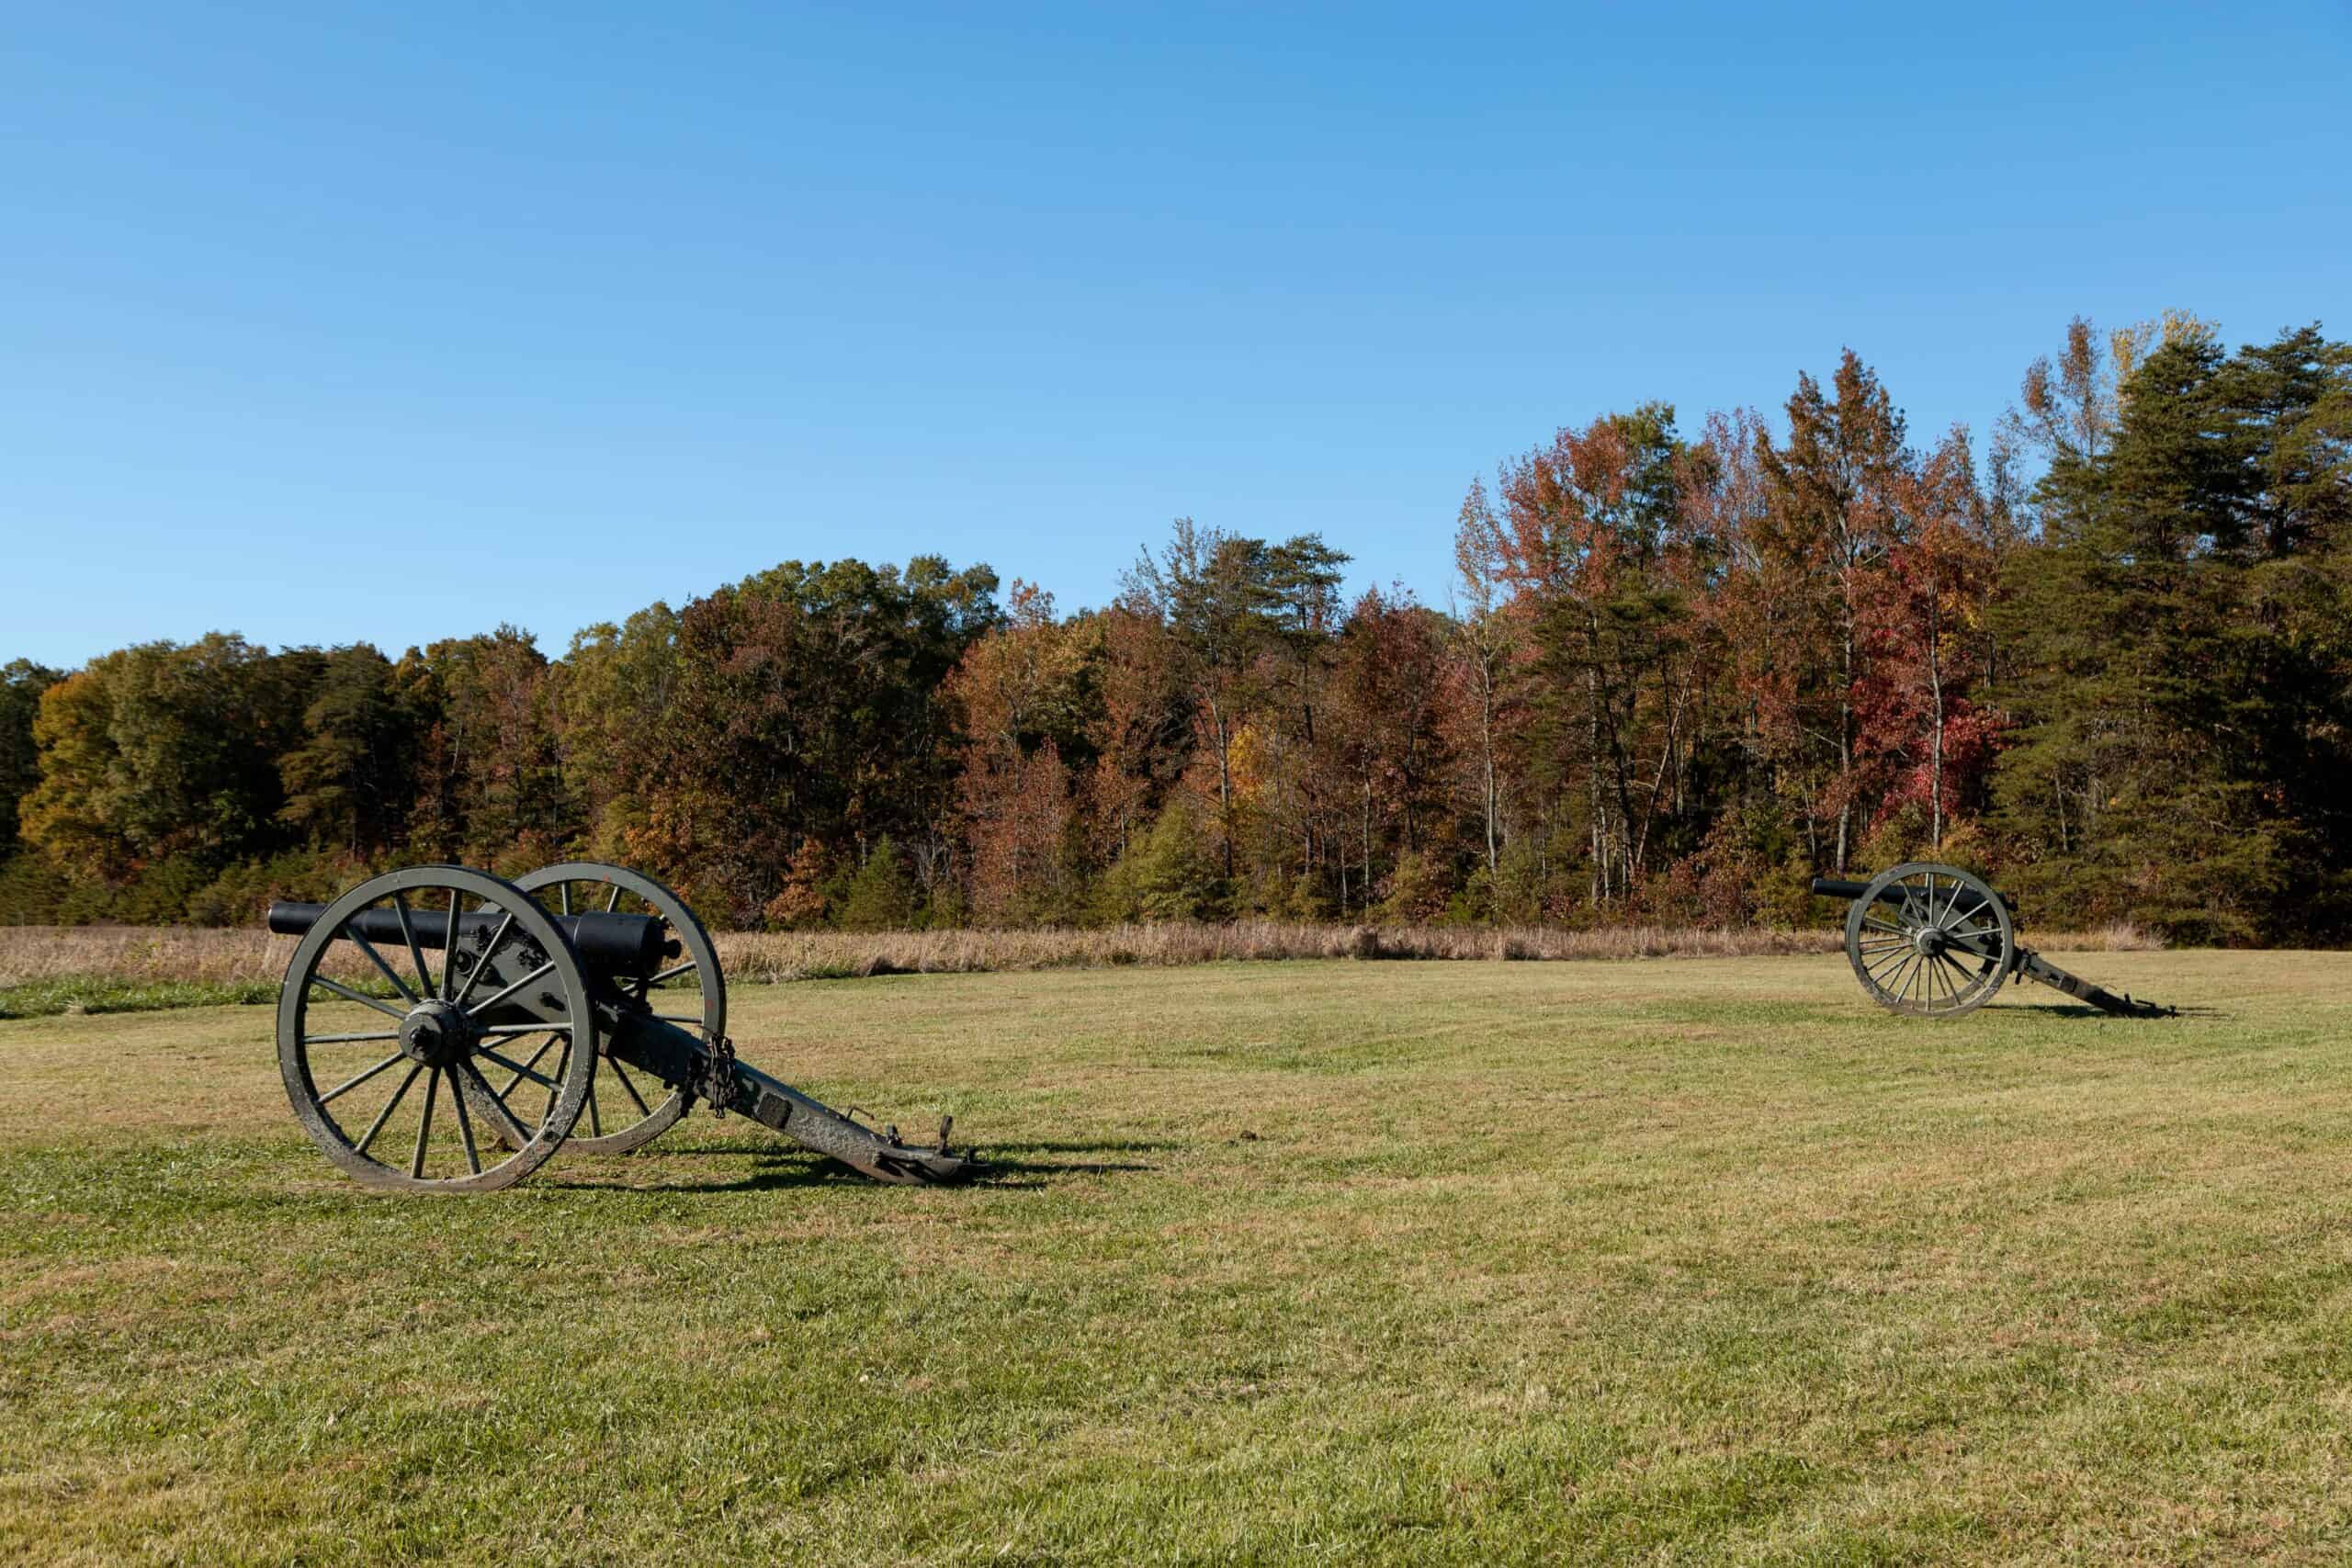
[5,952,2351,1565]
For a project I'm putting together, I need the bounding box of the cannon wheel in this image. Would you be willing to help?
[507,862,720,1154]
[277,865,599,1193]
[1847,862,2016,1018]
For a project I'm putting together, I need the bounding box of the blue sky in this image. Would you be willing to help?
[6,2,2347,667]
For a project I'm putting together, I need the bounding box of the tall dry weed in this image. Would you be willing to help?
[0,919,2165,990]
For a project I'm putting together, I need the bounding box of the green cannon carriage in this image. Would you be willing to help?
[267,862,978,1193]
[1811,861,2175,1019]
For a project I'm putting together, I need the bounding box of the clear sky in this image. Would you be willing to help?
[6,2,2347,668]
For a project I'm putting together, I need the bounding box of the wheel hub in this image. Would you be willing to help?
[399,998,478,1067]
[1911,926,1948,958]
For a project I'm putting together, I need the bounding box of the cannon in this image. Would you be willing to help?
[1810,861,2175,1019]
[266,862,981,1192]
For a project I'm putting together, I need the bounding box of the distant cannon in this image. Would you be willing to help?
[267,862,980,1192]
[1810,862,2175,1019]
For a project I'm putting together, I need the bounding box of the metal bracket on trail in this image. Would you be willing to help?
[696,1035,738,1116]
[1810,862,2177,1020]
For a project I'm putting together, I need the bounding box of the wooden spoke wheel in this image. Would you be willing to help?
[277,866,597,1193]
[1846,862,2017,1018]
[507,862,724,1154]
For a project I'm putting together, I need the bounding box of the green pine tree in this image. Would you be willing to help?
[1094,801,1227,922]
[838,836,918,931]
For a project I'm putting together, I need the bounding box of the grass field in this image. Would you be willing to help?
[5,950,2349,1563]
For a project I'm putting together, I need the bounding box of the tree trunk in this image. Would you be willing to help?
[1928,595,1945,849]
[1837,600,1855,873]
[1479,653,1500,879]
[1211,695,1234,881]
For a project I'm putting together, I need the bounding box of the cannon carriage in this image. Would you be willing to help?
[1811,861,2174,1019]
[267,862,978,1193]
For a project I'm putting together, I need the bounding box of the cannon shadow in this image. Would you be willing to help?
[1998,1001,2224,1020]
[543,1138,1169,1193]
[647,1136,1181,1158]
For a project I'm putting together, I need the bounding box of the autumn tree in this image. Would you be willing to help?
[951,581,1092,923]
[1851,429,2001,853]
[1492,403,1695,904]
[629,557,999,924]
[1757,354,1914,872]
[552,603,682,862]
[1325,587,1453,913]
[390,626,566,870]
[1680,408,1805,875]
[1083,603,1188,866]
[1446,481,1513,883]
[1123,520,1306,883]
[21,636,316,882]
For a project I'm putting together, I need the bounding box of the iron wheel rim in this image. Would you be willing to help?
[508,862,720,1154]
[1846,862,2015,1018]
[277,864,597,1192]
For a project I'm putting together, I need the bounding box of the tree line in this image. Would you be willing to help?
[6,315,2347,942]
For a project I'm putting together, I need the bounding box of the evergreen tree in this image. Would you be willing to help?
[1758,354,1911,872]
[1996,324,2352,940]
[838,836,918,931]
[1096,800,1226,922]
[0,660,61,852]
[277,644,413,856]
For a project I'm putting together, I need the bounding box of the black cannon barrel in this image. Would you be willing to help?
[1809,876,2014,920]
[266,901,669,975]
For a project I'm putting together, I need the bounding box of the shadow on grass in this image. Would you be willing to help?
[1999,1001,2218,1020]
[651,1136,1182,1158]
[545,1140,1167,1194]
[547,1156,898,1193]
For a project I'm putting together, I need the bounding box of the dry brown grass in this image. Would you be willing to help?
[0,917,2165,989]
[715,919,1851,981]
[0,925,305,987]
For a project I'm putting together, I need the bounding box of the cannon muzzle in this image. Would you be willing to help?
[267,899,671,976]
